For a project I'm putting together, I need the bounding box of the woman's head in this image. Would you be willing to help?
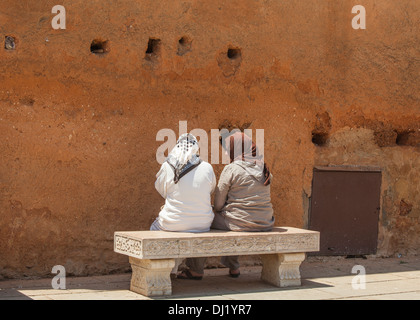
[221,131,259,163]
[166,133,201,183]
[221,131,271,186]
[173,133,199,163]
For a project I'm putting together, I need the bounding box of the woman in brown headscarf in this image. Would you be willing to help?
[178,131,274,280]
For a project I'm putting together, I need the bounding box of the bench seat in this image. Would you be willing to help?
[114,227,320,296]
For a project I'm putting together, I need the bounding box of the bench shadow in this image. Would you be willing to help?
[0,289,34,300]
[156,272,332,300]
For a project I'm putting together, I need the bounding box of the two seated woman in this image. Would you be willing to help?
[151,131,274,279]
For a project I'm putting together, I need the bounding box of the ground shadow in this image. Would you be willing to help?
[156,270,333,300]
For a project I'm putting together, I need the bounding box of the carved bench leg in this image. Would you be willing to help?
[129,257,175,297]
[260,253,306,287]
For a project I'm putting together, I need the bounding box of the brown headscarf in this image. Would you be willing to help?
[224,132,271,186]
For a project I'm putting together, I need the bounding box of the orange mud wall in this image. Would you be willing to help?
[0,0,419,278]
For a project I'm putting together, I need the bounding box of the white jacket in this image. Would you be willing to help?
[155,161,216,232]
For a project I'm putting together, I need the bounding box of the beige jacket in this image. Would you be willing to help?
[214,161,274,231]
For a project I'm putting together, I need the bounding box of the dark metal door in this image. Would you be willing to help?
[309,166,382,255]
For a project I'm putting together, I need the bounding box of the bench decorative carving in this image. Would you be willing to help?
[114,227,320,296]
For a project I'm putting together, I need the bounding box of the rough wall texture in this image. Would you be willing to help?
[0,0,419,278]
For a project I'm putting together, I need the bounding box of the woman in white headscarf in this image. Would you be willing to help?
[150,133,216,278]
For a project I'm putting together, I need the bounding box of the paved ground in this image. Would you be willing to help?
[1,256,420,300]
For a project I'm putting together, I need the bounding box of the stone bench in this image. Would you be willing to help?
[114,227,320,296]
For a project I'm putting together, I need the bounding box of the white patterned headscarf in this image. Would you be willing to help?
[166,133,201,183]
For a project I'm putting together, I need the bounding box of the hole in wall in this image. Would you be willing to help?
[177,36,192,56]
[145,38,161,60]
[311,131,329,146]
[311,112,331,147]
[227,47,241,60]
[90,39,110,54]
[4,36,16,50]
[396,131,412,146]
[178,36,188,46]
[217,46,242,77]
